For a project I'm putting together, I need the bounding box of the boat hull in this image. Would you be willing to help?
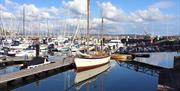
[74,56,110,72]
[111,54,133,61]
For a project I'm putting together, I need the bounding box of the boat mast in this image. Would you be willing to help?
[72,17,80,44]
[101,16,104,51]
[0,8,4,37]
[38,16,40,37]
[46,18,49,37]
[23,6,26,37]
[63,21,66,38]
[0,8,6,38]
[87,0,90,51]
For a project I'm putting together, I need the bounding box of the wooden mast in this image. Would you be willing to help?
[0,8,4,37]
[101,16,104,51]
[87,0,90,51]
[46,18,49,37]
[23,6,26,37]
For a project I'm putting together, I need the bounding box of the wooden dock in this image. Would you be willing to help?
[0,57,74,84]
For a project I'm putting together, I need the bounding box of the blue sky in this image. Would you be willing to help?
[0,0,180,35]
[4,0,178,14]
[3,0,179,15]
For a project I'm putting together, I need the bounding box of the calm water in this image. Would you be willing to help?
[135,52,179,68]
[0,52,179,91]
[11,61,158,91]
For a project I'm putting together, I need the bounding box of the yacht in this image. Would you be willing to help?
[74,0,110,72]
[26,58,51,69]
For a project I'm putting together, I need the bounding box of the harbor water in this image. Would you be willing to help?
[0,52,179,91]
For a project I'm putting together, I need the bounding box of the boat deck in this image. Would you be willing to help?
[0,56,33,63]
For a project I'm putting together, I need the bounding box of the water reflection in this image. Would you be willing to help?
[116,61,161,77]
[135,52,179,68]
[74,63,110,90]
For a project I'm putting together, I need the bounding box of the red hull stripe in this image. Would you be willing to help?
[76,61,110,72]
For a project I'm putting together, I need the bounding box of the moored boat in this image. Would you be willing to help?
[74,0,110,72]
[21,57,51,69]
[111,53,134,61]
[132,53,150,58]
[75,51,110,72]
[7,50,16,56]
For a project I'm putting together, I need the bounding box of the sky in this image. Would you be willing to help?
[0,0,180,36]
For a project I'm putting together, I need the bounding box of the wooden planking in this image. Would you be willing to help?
[0,57,74,84]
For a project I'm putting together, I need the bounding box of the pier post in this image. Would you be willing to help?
[174,56,180,70]
[35,39,40,57]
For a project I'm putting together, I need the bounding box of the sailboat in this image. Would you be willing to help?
[74,0,110,72]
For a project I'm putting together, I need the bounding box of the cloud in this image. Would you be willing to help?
[0,0,63,34]
[98,2,128,22]
[1,11,15,18]
[0,4,6,10]
[4,0,14,6]
[41,6,62,16]
[131,7,173,23]
[23,4,39,16]
[14,4,62,20]
[4,0,19,8]
[149,1,175,9]
[0,0,178,35]
[63,0,87,15]
[97,2,173,23]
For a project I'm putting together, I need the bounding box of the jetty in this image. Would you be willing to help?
[0,57,74,84]
[0,64,73,91]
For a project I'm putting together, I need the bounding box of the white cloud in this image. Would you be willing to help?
[41,6,62,16]
[1,11,15,18]
[131,7,172,23]
[14,4,62,20]
[98,2,128,22]
[97,2,173,23]
[23,4,39,16]
[40,12,50,18]
[0,0,63,34]
[150,1,175,9]
[63,0,87,15]
[4,0,19,8]
[0,4,6,10]
[4,0,13,6]
[0,0,178,35]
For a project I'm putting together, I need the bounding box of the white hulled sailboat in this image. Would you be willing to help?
[74,0,110,72]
